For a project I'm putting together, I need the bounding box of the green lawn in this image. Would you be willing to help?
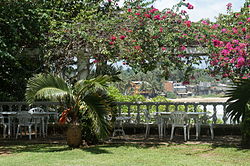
[0,143,250,166]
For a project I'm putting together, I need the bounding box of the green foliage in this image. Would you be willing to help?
[166,91,177,99]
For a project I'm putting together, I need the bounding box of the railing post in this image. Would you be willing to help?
[222,104,228,124]
[212,104,217,124]
[136,103,140,124]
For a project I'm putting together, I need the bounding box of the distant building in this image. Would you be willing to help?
[163,81,174,92]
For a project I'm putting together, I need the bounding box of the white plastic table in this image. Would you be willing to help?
[154,112,207,139]
[0,112,17,137]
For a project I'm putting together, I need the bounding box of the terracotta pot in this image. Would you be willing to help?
[66,124,82,148]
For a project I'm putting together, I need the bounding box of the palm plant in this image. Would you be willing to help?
[226,79,250,148]
[25,73,116,145]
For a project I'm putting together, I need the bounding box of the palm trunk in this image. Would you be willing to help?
[77,50,90,80]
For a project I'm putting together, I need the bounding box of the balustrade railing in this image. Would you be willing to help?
[115,102,232,125]
[0,101,234,124]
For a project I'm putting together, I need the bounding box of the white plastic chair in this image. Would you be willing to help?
[143,109,161,138]
[28,107,48,137]
[196,114,214,140]
[170,111,190,141]
[0,115,7,138]
[16,111,36,140]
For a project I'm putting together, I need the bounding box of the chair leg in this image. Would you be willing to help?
[3,124,7,138]
[157,124,161,138]
[28,126,32,140]
[170,126,175,140]
[16,125,20,139]
[184,127,187,142]
[145,124,150,138]
[35,124,38,138]
[210,125,214,140]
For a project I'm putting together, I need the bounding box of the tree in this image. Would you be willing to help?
[0,0,50,101]
[104,0,201,80]
[195,1,249,80]
[25,74,116,145]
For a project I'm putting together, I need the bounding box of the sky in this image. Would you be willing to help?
[154,0,246,22]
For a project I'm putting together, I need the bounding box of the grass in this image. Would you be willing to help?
[0,142,250,166]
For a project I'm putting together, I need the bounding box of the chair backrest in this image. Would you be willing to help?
[0,115,4,124]
[28,107,44,113]
[143,109,151,122]
[171,111,187,125]
[16,111,33,125]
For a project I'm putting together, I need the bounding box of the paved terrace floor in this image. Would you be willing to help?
[0,134,242,148]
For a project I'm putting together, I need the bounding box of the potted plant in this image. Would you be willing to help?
[26,73,115,147]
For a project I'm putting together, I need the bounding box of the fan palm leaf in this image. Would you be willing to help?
[82,92,114,139]
[26,74,73,104]
[226,79,250,123]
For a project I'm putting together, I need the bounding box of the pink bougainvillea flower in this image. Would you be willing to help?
[247,17,250,22]
[109,41,114,45]
[201,20,208,25]
[182,80,190,85]
[238,22,243,25]
[166,10,171,14]
[225,42,233,50]
[232,40,239,44]
[211,24,219,29]
[212,40,223,47]
[135,13,141,16]
[152,36,159,39]
[239,43,247,48]
[230,58,235,63]
[159,27,163,32]
[180,45,187,51]
[128,8,132,12]
[232,27,238,34]
[236,56,245,68]
[134,46,141,50]
[223,73,229,77]
[187,3,194,9]
[161,47,166,51]
[210,59,219,66]
[149,8,158,13]
[226,3,232,10]
[161,15,167,19]
[154,15,161,20]
[120,35,126,40]
[144,14,151,18]
[184,20,191,27]
[221,49,230,56]
[181,10,187,14]
[221,28,227,33]
[111,36,116,41]
[242,28,246,32]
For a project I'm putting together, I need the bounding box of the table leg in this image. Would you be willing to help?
[8,117,11,138]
